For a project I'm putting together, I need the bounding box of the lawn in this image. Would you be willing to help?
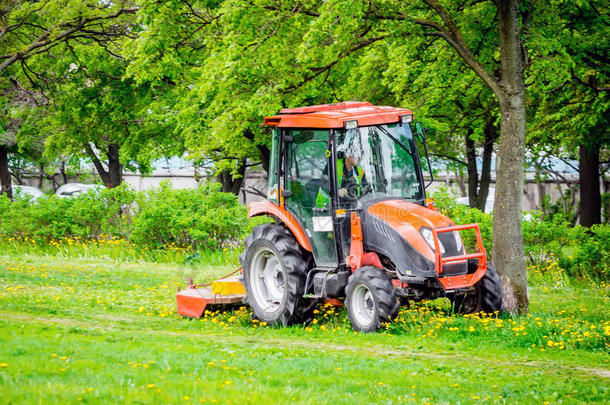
[0,251,608,404]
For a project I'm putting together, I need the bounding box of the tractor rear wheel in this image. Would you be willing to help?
[345,267,399,332]
[451,265,503,314]
[240,224,316,326]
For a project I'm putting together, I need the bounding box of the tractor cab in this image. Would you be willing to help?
[242,102,502,332]
[263,102,429,268]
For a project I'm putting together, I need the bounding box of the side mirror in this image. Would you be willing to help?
[415,122,426,143]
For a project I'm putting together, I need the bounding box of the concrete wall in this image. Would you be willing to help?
[16,168,596,213]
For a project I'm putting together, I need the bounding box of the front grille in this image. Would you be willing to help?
[438,231,468,276]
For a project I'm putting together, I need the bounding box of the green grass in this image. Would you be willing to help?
[0,252,609,404]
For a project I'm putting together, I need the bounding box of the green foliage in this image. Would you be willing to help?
[130,182,247,250]
[432,185,493,254]
[0,184,135,241]
[0,182,248,252]
[432,186,609,280]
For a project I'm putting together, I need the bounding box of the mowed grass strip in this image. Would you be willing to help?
[0,254,609,403]
[1,315,608,404]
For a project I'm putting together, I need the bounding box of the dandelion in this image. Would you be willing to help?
[0,363,7,368]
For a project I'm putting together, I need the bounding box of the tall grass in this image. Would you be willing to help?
[0,235,241,266]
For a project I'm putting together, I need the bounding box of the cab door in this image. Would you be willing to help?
[282,129,338,267]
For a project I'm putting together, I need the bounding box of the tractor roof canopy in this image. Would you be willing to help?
[263,101,413,129]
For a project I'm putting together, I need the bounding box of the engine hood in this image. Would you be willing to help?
[366,199,454,262]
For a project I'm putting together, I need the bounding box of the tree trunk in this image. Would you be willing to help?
[465,130,479,208]
[59,161,68,185]
[579,141,601,227]
[492,0,528,314]
[85,143,122,188]
[465,122,495,212]
[0,145,12,199]
[38,163,44,189]
[534,163,547,217]
[106,143,122,188]
[217,159,246,195]
[476,121,495,211]
[243,128,271,173]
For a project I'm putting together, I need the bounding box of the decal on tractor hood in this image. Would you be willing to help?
[367,199,453,261]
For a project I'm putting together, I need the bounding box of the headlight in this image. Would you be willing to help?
[420,227,445,254]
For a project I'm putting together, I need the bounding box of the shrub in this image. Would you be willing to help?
[0,184,135,241]
[431,186,609,280]
[130,181,247,250]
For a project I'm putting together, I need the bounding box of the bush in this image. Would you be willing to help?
[0,184,135,241]
[130,182,247,250]
[431,186,609,280]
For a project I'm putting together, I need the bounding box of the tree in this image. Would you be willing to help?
[527,0,609,227]
[380,39,499,212]
[1,1,180,189]
[39,44,178,188]
[0,76,45,198]
[0,0,137,74]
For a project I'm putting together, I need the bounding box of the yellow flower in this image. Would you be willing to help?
[147,384,155,389]
[0,363,7,368]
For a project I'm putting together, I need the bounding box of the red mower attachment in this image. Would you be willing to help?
[432,224,487,290]
[176,268,246,318]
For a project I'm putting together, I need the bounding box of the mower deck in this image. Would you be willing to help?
[176,276,246,318]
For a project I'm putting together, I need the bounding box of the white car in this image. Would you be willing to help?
[11,185,44,200]
[56,183,104,198]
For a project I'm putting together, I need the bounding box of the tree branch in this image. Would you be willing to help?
[416,0,504,100]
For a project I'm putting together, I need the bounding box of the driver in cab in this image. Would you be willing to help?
[337,151,365,200]
[315,152,368,209]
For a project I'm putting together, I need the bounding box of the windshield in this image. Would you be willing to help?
[336,123,424,204]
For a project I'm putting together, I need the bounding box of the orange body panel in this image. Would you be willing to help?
[264,102,413,129]
[248,201,312,252]
[347,212,382,271]
[367,200,454,262]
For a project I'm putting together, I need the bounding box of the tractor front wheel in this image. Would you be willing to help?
[345,267,399,332]
[451,264,503,314]
[240,224,315,326]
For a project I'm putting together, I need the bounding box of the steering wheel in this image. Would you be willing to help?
[345,182,360,200]
[342,181,373,202]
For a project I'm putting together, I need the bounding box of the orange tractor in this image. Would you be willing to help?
[177,102,502,332]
